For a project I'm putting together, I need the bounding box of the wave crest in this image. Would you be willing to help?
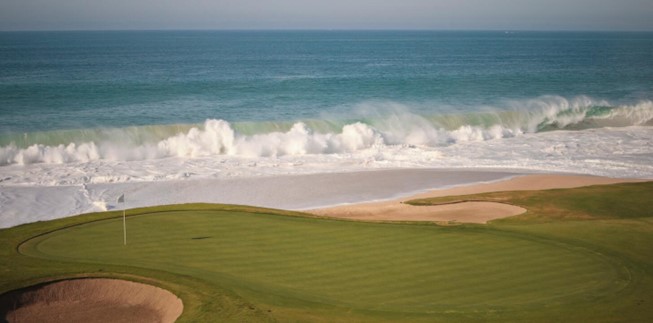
[1,96,652,166]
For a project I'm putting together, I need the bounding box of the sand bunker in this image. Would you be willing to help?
[0,278,183,323]
[313,201,525,224]
[311,174,642,224]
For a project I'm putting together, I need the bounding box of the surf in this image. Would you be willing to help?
[1,96,652,166]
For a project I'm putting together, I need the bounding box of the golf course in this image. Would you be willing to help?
[2,182,653,322]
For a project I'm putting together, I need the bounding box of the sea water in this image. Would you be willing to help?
[1,30,652,185]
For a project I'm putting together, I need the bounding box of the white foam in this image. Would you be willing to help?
[2,97,652,167]
[2,125,652,186]
[0,127,651,228]
[0,169,521,229]
[1,97,653,228]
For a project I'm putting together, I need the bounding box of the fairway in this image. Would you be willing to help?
[21,210,629,316]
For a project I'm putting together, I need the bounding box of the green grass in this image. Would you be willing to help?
[2,182,653,322]
[408,181,653,221]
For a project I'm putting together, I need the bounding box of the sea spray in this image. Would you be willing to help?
[2,31,653,228]
[1,97,653,166]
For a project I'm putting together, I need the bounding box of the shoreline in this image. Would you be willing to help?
[309,174,648,224]
[1,168,649,228]
[1,168,519,228]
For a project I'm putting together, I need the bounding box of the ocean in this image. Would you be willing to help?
[1,30,652,185]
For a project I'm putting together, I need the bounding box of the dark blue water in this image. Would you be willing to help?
[1,30,652,136]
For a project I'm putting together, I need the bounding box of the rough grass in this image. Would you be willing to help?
[1,182,653,322]
[408,181,653,221]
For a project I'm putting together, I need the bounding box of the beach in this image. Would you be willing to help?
[0,169,517,228]
[1,9,653,323]
[310,174,644,223]
[2,31,653,229]
[1,167,648,228]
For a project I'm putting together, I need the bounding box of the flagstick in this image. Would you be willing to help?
[117,193,127,246]
[123,206,127,246]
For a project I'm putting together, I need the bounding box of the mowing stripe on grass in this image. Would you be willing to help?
[21,209,630,314]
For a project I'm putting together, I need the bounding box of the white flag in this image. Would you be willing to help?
[117,194,125,203]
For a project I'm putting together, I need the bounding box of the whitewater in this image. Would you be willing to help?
[1,96,652,228]
[2,96,653,181]
[1,30,652,228]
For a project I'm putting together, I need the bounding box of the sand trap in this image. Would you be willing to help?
[315,201,526,224]
[310,174,644,224]
[1,169,518,229]
[0,278,183,323]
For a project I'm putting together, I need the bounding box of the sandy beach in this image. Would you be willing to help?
[2,22,653,323]
[1,169,520,228]
[310,174,645,223]
[2,168,647,228]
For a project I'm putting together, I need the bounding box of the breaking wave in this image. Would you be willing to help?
[1,96,652,166]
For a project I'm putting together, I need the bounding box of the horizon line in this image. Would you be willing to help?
[2,27,653,33]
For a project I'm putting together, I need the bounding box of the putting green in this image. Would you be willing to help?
[21,210,630,315]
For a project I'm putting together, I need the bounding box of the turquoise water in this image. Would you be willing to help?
[0,31,652,172]
[1,31,652,228]
[1,31,652,133]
